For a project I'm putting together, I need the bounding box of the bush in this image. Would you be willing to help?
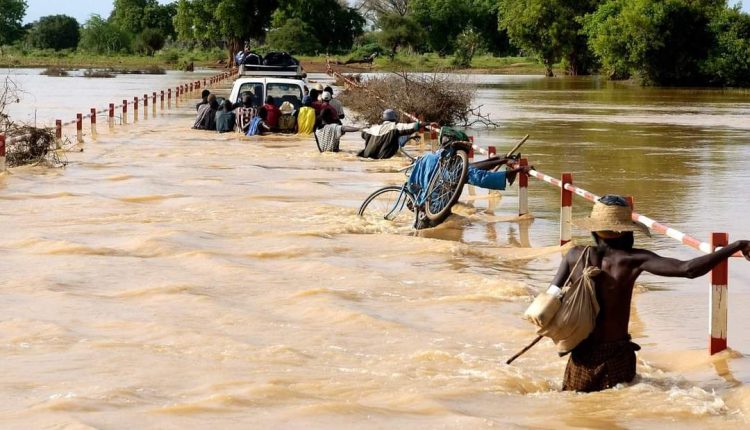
[133,29,166,56]
[337,72,475,126]
[79,15,130,55]
[451,28,483,68]
[704,7,750,87]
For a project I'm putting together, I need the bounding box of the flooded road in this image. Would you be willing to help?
[1,69,749,429]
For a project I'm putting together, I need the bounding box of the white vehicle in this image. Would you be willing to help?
[228,64,308,111]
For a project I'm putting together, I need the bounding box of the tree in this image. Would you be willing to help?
[356,0,410,18]
[27,15,80,51]
[133,28,166,55]
[142,1,177,39]
[498,0,601,76]
[79,15,131,54]
[0,0,27,46]
[175,0,278,65]
[582,0,721,85]
[376,12,425,58]
[704,6,750,86]
[267,17,322,55]
[410,0,471,55]
[451,28,483,67]
[271,0,365,53]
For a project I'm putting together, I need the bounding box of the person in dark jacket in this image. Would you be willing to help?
[196,89,210,111]
[215,100,236,133]
[193,94,219,130]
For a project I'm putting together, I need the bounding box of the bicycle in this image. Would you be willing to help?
[358,130,528,229]
[358,126,474,229]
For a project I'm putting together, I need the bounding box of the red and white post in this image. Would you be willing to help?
[0,134,6,173]
[488,146,496,158]
[55,119,62,146]
[518,158,529,216]
[143,94,148,119]
[133,97,139,122]
[109,103,115,128]
[90,108,97,137]
[76,113,83,143]
[122,99,128,124]
[560,173,573,245]
[710,232,729,355]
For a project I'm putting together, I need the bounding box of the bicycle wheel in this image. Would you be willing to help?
[358,185,417,227]
[424,149,469,223]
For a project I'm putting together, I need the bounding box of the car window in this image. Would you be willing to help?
[237,83,264,107]
[267,83,303,110]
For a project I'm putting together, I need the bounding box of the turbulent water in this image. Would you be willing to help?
[1,69,749,429]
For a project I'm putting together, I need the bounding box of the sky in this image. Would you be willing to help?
[21,0,750,24]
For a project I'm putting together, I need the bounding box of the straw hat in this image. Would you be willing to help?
[574,195,651,236]
[279,101,295,114]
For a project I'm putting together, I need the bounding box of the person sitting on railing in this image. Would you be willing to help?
[193,94,219,130]
[525,195,750,393]
[358,109,419,159]
[215,100,236,133]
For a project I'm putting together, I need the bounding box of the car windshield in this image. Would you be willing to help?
[267,83,303,111]
[236,82,264,107]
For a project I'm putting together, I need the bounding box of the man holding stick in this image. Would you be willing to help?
[522,195,750,392]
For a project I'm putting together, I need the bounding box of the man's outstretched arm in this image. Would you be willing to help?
[637,240,750,278]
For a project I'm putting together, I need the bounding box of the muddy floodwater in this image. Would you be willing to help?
[1,68,749,429]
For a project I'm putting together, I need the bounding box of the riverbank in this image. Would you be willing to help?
[0,50,550,75]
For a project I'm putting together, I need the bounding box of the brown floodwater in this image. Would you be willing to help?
[1,69,749,429]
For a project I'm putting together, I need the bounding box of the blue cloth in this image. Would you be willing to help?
[407,151,440,205]
[467,167,507,190]
[246,117,262,136]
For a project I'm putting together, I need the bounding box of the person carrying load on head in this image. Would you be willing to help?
[359,109,419,159]
[521,195,750,393]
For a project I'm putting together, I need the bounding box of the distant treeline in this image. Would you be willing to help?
[1,0,748,86]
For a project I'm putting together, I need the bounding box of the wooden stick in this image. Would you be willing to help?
[506,335,543,365]
[505,134,529,158]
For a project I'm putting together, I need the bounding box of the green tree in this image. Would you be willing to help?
[410,0,470,55]
[79,15,131,54]
[267,17,322,55]
[271,0,365,53]
[175,0,278,65]
[26,15,80,51]
[498,0,601,76]
[704,6,750,86]
[582,0,722,85]
[142,1,177,39]
[0,0,27,46]
[451,28,483,67]
[110,0,149,34]
[376,12,425,58]
[133,28,166,55]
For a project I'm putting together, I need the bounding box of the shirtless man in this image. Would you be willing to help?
[550,194,750,392]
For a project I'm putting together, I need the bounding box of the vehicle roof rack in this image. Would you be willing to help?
[237,64,307,80]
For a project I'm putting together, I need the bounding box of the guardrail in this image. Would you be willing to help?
[0,69,237,173]
[509,157,740,355]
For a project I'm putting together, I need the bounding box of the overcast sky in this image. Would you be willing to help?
[22,0,750,24]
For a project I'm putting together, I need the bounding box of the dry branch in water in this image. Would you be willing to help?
[2,75,67,168]
[337,72,499,128]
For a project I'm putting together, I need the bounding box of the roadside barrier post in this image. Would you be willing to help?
[122,100,128,124]
[109,104,115,129]
[55,120,62,147]
[430,128,438,152]
[167,89,172,108]
[76,113,83,143]
[90,108,97,138]
[160,90,165,110]
[710,232,729,355]
[488,146,496,158]
[560,173,573,245]
[189,82,194,93]
[468,146,474,161]
[152,92,157,116]
[133,97,139,122]
[0,134,6,173]
[143,94,148,119]
[519,158,529,216]
[203,78,207,87]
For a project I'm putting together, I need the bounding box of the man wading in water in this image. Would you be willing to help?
[535,195,750,392]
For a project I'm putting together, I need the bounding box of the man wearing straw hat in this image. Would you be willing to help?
[540,195,750,392]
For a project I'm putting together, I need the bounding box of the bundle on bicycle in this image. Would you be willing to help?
[358,127,530,230]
